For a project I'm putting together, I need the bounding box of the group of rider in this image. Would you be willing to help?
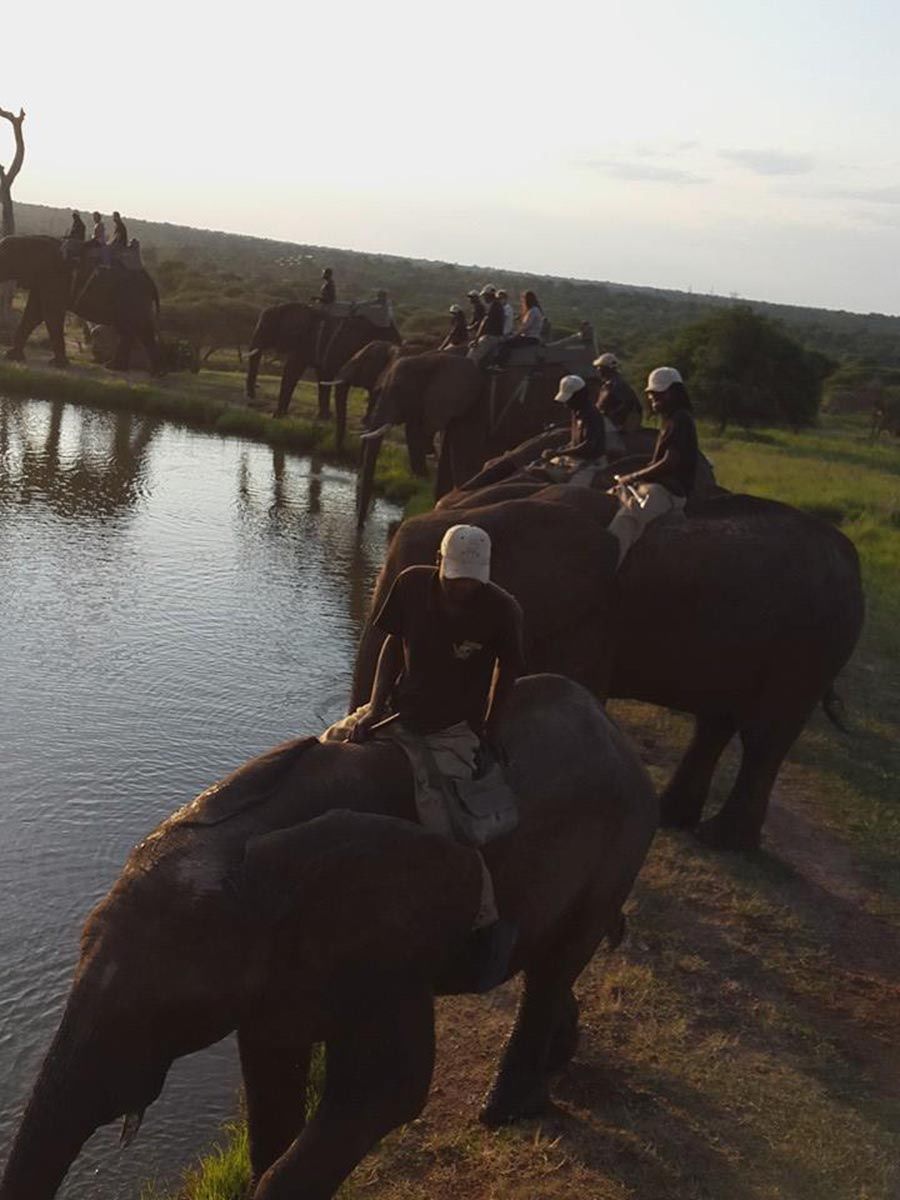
[65,209,136,267]
[338,358,700,981]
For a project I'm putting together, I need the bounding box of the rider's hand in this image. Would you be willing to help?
[347,711,379,743]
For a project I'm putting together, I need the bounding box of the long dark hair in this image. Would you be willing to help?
[662,381,693,414]
[521,289,541,315]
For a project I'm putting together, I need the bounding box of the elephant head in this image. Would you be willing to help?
[318,315,402,448]
[245,303,323,400]
[0,737,479,1200]
[356,352,483,526]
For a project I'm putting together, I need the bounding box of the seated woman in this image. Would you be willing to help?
[497,290,544,364]
[539,374,607,485]
[607,366,698,566]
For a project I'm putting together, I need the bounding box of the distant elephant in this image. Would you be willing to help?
[244,301,401,436]
[0,675,657,1200]
[352,490,864,851]
[355,348,596,526]
[0,235,161,371]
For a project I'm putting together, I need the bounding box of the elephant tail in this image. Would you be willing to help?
[822,683,850,733]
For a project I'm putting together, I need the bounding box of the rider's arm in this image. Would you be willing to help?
[349,634,403,742]
[619,445,679,486]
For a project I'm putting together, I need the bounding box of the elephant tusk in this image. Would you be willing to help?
[360,423,392,441]
[318,379,345,387]
[120,1109,145,1148]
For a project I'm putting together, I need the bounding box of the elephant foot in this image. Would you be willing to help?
[5,347,25,362]
[50,356,70,369]
[696,814,761,853]
[479,1069,551,1128]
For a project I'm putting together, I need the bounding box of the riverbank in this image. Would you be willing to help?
[0,358,433,514]
[139,414,900,1200]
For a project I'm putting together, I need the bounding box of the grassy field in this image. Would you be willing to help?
[133,413,900,1200]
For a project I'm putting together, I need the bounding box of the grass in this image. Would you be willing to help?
[141,412,900,1200]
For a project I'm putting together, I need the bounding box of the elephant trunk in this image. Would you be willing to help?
[246,346,262,399]
[356,429,385,529]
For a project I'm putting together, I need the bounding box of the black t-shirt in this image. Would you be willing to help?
[320,279,336,305]
[374,565,526,735]
[650,408,698,496]
[480,299,505,338]
[598,376,641,426]
[567,394,607,459]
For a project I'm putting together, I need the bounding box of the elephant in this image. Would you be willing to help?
[328,336,449,433]
[354,347,598,526]
[244,301,401,438]
[0,674,657,1200]
[0,235,161,371]
[351,489,864,851]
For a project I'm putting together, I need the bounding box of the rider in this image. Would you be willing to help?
[319,267,336,306]
[466,288,486,333]
[440,303,469,349]
[469,285,506,365]
[606,366,699,566]
[65,211,86,241]
[541,374,607,485]
[348,524,525,983]
[594,353,642,432]
[111,211,128,251]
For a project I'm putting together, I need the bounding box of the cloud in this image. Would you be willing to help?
[719,149,815,176]
[582,160,707,185]
[838,186,900,205]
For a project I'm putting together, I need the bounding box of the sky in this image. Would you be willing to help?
[4,0,900,315]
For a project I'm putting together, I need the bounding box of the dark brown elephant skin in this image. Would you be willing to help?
[0,235,161,371]
[0,675,656,1200]
[355,352,594,525]
[244,302,400,437]
[352,490,864,851]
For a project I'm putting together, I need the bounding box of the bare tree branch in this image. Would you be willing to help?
[0,106,26,185]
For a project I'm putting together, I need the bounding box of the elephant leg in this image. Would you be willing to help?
[137,324,161,375]
[238,1029,310,1186]
[698,707,813,851]
[406,417,429,478]
[545,987,580,1074]
[659,712,737,830]
[254,982,435,1200]
[111,333,133,371]
[45,306,69,367]
[6,290,44,361]
[317,382,332,421]
[276,350,305,417]
[334,381,350,450]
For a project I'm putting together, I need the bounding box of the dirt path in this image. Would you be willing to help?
[348,707,900,1200]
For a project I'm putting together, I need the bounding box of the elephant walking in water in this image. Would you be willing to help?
[353,490,864,851]
[0,675,657,1200]
[0,235,161,372]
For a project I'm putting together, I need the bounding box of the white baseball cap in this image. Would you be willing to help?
[647,366,683,392]
[479,284,497,297]
[439,524,491,583]
[594,352,619,369]
[449,303,462,313]
[553,374,586,403]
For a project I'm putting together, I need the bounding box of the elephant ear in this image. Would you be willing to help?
[241,811,482,973]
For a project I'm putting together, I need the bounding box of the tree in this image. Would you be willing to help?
[0,104,25,331]
[660,305,833,429]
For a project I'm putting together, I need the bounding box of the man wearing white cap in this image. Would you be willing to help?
[607,366,699,566]
[594,352,643,433]
[348,524,525,984]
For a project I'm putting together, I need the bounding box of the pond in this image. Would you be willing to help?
[0,394,395,1198]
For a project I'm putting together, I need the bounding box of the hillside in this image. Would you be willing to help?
[13,202,900,369]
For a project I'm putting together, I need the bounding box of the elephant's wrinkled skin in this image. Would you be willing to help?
[245,302,400,439]
[352,491,864,850]
[0,235,160,371]
[355,351,596,525]
[0,675,656,1200]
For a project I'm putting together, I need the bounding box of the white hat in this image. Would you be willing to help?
[439,524,491,583]
[647,366,683,392]
[479,283,497,297]
[553,374,586,403]
[594,352,619,369]
[449,303,462,314]
[466,289,480,298]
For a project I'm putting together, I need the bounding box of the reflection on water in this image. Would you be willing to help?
[0,395,393,1199]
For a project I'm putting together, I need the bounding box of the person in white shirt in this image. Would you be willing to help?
[497,289,515,337]
[497,290,544,364]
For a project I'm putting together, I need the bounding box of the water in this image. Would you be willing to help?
[0,395,394,1197]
